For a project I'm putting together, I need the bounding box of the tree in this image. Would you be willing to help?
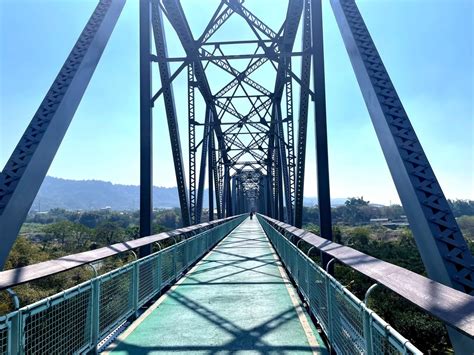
[345,196,370,207]
[78,211,101,228]
[449,199,474,217]
[338,197,372,225]
[43,221,74,246]
[457,215,474,241]
[94,221,125,246]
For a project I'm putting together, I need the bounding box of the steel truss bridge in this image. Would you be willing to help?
[0,0,473,354]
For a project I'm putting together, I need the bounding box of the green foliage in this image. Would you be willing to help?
[329,226,447,353]
[94,221,126,245]
[449,199,474,217]
[154,208,182,229]
[345,196,370,206]
[2,208,183,315]
[457,215,474,240]
[305,223,320,235]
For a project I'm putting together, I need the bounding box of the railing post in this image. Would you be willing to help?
[87,264,100,354]
[8,311,22,355]
[184,233,190,268]
[132,261,139,317]
[90,278,100,353]
[157,253,163,293]
[363,283,378,355]
[325,259,336,350]
[172,247,177,280]
[7,289,22,355]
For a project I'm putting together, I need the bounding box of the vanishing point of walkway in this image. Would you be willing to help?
[108,218,328,354]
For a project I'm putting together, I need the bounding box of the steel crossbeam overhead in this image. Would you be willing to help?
[0,0,126,268]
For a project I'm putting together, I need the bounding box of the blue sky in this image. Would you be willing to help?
[0,0,472,205]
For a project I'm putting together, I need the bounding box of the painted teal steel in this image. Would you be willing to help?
[0,216,245,354]
[257,215,422,355]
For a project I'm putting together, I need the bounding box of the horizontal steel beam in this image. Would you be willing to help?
[154,51,306,62]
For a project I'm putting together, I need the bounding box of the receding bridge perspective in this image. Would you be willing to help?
[0,0,473,354]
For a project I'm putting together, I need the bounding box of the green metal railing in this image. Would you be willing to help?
[0,215,245,354]
[258,215,422,355]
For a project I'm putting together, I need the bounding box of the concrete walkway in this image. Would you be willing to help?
[108,218,328,354]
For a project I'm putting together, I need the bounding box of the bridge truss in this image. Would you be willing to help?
[0,0,473,350]
[143,0,322,229]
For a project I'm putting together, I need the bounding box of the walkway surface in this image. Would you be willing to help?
[108,218,328,354]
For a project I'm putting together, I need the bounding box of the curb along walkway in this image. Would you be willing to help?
[108,217,328,354]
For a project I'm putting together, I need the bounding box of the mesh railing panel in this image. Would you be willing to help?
[99,267,134,336]
[257,215,422,355]
[331,285,365,354]
[161,249,175,286]
[0,216,246,352]
[307,263,329,334]
[175,243,186,276]
[371,321,406,355]
[188,237,199,264]
[297,251,309,298]
[0,318,9,355]
[138,254,160,306]
[23,285,92,354]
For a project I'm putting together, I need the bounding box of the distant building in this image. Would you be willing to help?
[370,218,389,224]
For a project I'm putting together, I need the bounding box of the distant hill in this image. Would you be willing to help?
[32,177,182,211]
[31,176,350,211]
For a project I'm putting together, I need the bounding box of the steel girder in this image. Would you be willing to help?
[188,63,197,224]
[331,1,473,350]
[285,65,297,225]
[332,0,474,295]
[195,109,211,223]
[0,0,126,268]
[294,0,312,228]
[150,2,191,226]
[312,0,333,243]
[208,129,215,221]
[140,0,153,256]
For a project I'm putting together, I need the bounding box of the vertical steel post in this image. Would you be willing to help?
[188,63,197,224]
[225,166,233,217]
[196,109,211,223]
[312,0,332,241]
[208,129,214,222]
[294,0,312,228]
[139,0,153,256]
[312,0,333,273]
[151,1,191,226]
[231,176,237,215]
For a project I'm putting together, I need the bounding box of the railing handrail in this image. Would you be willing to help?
[259,214,474,338]
[0,215,241,290]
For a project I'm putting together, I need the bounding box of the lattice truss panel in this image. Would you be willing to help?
[152,0,308,222]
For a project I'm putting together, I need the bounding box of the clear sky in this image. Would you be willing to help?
[1,0,473,205]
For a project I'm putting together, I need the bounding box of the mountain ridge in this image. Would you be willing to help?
[32,176,349,211]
